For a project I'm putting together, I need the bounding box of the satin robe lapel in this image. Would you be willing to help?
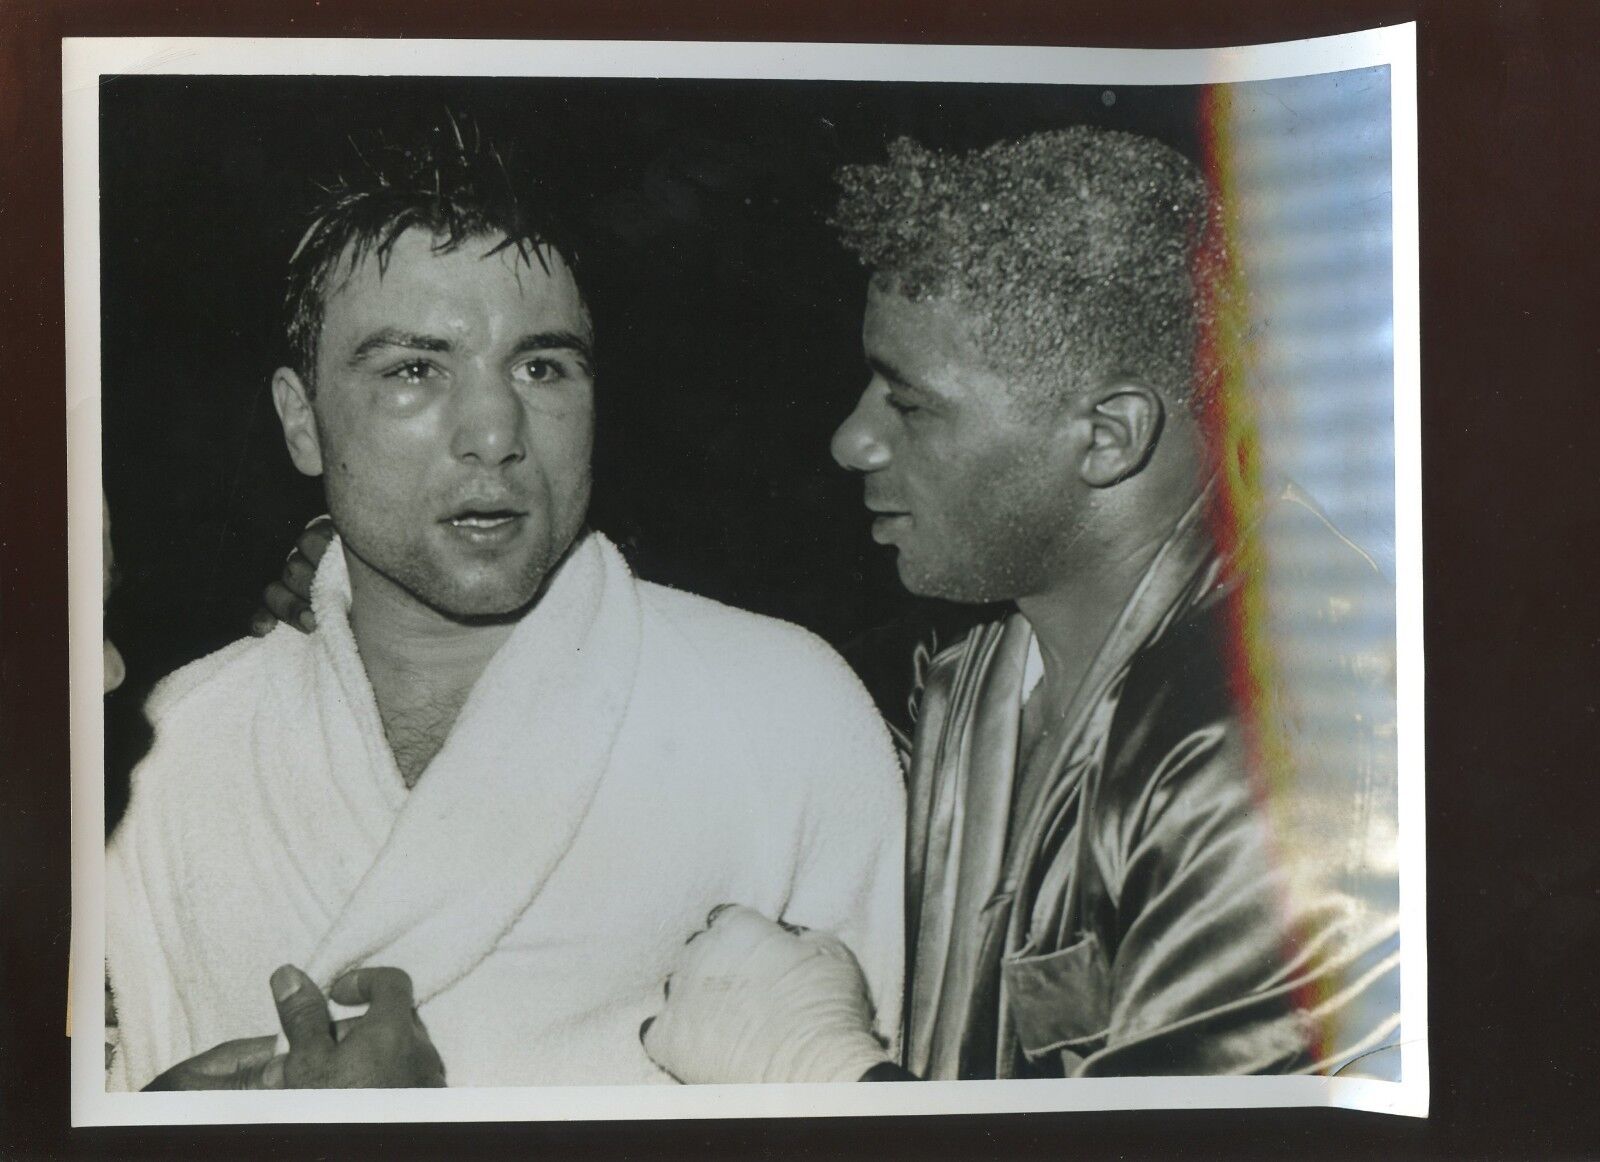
[904,615,1032,1079]
[995,484,1223,1076]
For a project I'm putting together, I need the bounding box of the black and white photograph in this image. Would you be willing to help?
[66,28,1425,1124]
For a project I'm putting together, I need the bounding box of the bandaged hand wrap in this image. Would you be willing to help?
[642,905,890,1084]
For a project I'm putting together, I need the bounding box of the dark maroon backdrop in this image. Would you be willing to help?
[4,2,1599,1159]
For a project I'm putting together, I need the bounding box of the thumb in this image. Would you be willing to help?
[270,964,334,1054]
[795,927,863,967]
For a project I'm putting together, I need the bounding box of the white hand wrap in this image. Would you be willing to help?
[642,905,890,1084]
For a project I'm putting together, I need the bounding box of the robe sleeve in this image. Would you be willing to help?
[105,782,191,1091]
[778,673,906,1060]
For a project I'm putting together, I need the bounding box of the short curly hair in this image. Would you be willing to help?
[284,112,583,390]
[833,127,1222,412]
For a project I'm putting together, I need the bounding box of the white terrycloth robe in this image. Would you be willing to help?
[107,531,903,1090]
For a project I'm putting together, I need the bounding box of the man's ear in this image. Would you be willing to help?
[1078,383,1165,488]
[271,368,324,477]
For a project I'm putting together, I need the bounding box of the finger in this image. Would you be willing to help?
[795,927,865,971]
[141,1035,278,1091]
[256,1053,288,1089]
[672,906,781,977]
[793,927,846,954]
[264,580,314,633]
[297,516,335,564]
[698,905,784,948]
[248,607,278,638]
[140,1068,181,1092]
[640,1012,666,1061]
[684,902,750,945]
[329,965,416,1020]
[228,1034,282,1074]
[282,553,317,600]
[639,1015,685,1084]
[683,904,763,957]
[221,1037,288,1090]
[270,964,335,1054]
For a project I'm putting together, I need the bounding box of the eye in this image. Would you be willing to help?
[384,359,439,386]
[885,394,920,417]
[514,357,570,385]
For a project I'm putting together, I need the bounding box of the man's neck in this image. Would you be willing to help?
[1015,525,1170,718]
[1016,469,1205,722]
[344,549,518,787]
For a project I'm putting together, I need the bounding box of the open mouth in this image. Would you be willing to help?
[869,510,911,545]
[442,507,527,542]
[447,511,520,530]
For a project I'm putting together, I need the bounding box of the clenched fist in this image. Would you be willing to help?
[641,904,890,1084]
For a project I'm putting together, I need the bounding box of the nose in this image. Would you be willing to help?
[449,369,527,467]
[830,385,893,473]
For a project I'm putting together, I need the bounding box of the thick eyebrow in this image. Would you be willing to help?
[867,355,948,405]
[510,330,595,368]
[348,329,452,365]
[345,328,596,369]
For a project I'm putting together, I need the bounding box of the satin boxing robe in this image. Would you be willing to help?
[902,482,1402,1080]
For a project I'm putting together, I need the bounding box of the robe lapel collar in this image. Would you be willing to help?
[905,615,1032,1078]
[302,532,643,1005]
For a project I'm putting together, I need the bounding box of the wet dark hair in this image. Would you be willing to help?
[833,127,1222,411]
[284,112,584,388]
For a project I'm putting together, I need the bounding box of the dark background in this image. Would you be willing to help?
[5,1,1600,1159]
[99,75,1204,823]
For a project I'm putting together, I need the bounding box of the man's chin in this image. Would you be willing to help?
[896,555,1012,606]
[428,579,548,623]
[895,555,959,601]
[404,560,552,623]
[421,525,590,621]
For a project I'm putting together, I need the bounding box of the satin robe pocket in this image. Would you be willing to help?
[1002,932,1111,1067]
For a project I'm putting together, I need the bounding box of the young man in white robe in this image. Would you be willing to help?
[105,125,903,1091]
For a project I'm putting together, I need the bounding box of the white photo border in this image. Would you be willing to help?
[66,24,1425,1126]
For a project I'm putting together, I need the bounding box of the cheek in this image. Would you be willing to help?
[319,397,430,475]
[528,407,595,494]
[325,440,400,490]
[926,442,1049,541]
[318,427,433,524]
[907,442,998,517]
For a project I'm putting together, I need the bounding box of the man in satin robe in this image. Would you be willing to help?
[641,127,1403,1082]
